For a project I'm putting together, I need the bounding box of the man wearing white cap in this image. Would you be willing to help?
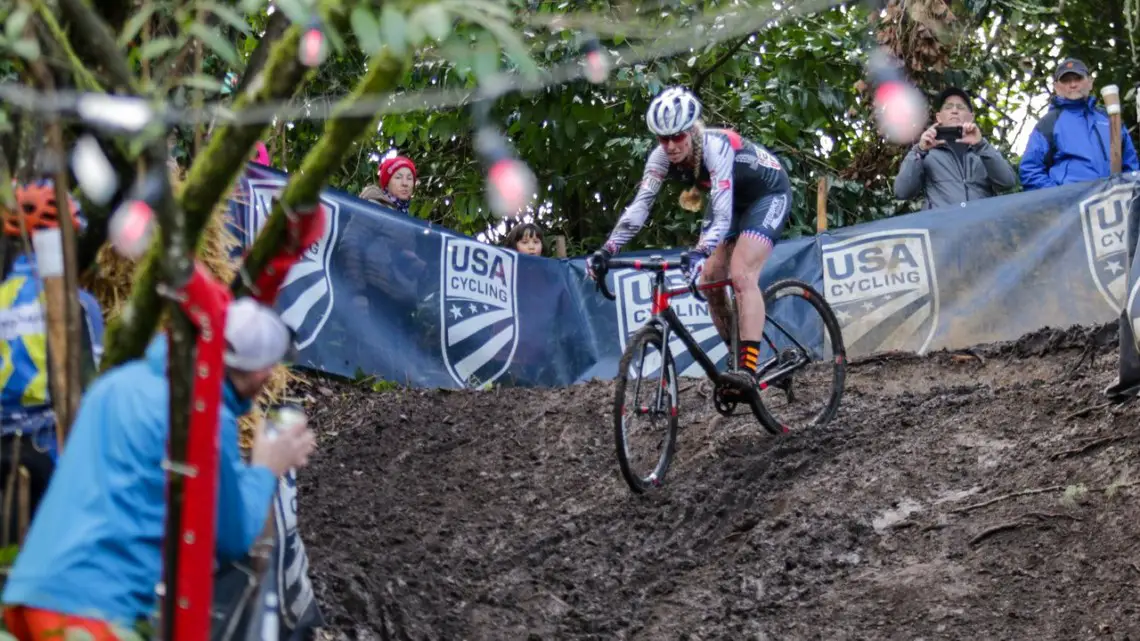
[0,297,316,639]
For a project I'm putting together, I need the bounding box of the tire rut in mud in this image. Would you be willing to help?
[298,322,1140,640]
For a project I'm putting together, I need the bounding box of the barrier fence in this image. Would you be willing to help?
[230,165,1140,389]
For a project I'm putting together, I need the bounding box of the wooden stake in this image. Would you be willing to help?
[1103,85,1123,174]
[816,176,828,233]
[17,466,30,544]
[33,229,70,448]
[554,235,567,258]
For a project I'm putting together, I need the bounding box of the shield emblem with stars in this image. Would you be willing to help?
[613,266,728,378]
[439,237,519,387]
[1079,182,1135,312]
[822,229,940,356]
[240,178,341,351]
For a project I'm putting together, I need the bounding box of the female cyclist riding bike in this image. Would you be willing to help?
[587,86,792,398]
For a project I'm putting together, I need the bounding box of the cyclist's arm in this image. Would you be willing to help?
[603,146,669,253]
[693,135,734,255]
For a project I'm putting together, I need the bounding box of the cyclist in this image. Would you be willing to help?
[587,86,792,396]
[0,179,104,535]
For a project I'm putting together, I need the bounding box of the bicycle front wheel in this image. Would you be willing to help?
[613,324,680,494]
[755,279,847,432]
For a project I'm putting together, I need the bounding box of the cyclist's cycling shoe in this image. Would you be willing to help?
[719,370,760,400]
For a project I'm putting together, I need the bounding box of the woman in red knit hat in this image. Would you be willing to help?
[360,154,417,214]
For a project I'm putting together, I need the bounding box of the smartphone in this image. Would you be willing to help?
[935,126,963,143]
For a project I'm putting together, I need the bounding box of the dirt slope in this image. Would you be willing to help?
[296,322,1140,641]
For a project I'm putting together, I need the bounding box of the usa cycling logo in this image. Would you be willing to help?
[242,177,340,351]
[440,237,519,387]
[1080,182,1135,312]
[613,267,727,378]
[822,229,940,356]
[272,470,316,628]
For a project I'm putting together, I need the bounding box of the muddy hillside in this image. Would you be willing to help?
[296,322,1140,640]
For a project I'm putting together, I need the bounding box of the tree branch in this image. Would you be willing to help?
[234,50,408,297]
[233,11,291,97]
[57,0,136,92]
[691,33,753,97]
[101,24,315,368]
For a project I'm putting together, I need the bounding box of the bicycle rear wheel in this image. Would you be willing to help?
[754,279,847,432]
[613,324,680,494]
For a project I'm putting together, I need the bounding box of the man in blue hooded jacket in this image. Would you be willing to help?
[1019,57,1140,190]
[0,297,317,639]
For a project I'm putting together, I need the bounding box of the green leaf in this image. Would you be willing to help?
[239,0,267,13]
[205,2,253,35]
[5,7,30,42]
[117,3,159,48]
[190,22,240,66]
[413,4,452,42]
[379,5,408,57]
[10,38,39,61]
[350,6,382,55]
[138,35,180,61]
[273,0,309,25]
[177,73,225,93]
[451,6,536,80]
[442,0,511,21]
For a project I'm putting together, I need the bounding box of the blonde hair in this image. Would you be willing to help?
[678,121,705,212]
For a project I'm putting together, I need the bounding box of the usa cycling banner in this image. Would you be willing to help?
[229,164,1138,388]
[819,178,1133,357]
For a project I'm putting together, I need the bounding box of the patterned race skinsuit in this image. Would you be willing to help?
[603,128,792,256]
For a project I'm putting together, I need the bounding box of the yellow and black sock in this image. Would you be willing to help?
[739,340,761,374]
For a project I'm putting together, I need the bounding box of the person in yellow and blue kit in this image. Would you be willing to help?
[0,179,103,538]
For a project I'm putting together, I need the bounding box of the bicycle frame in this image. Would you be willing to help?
[598,255,820,389]
[641,267,738,382]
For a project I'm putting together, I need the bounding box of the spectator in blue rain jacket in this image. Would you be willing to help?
[1020,58,1140,190]
[1,298,317,636]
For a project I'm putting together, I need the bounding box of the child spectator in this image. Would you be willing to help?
[360,155,417,215]
[503,222,544,256]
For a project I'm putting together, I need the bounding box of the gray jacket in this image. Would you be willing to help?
[893,140,1018,210]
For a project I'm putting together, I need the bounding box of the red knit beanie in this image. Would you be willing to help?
[378,155,417,191]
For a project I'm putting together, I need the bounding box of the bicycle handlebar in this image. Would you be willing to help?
[592,252,703,302]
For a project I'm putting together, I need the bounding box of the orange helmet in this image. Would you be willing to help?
[2,180,83,237]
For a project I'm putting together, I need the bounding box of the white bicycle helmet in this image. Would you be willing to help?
[645,87,702,136]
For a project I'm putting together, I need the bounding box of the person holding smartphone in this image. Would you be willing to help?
[893,87,1018,210]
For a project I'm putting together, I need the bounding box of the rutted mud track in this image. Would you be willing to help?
[297,322,1140,640]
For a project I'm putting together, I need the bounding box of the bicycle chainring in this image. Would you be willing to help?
[713,382,740,416]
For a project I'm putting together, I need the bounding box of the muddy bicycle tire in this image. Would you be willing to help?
[613,325,680,494]
[753,278,847,433]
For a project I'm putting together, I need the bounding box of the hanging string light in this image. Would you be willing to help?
[70,134,119,207]
[474,126,537,219]
[299,16,329,68]
[107,168,163,260]
[866,48,926,145]
[578,32,611,84]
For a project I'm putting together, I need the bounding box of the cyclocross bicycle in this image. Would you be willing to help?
[594,252,847,494]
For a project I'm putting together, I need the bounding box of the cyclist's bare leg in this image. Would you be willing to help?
[731,233,774,372]
[701,240,734,344]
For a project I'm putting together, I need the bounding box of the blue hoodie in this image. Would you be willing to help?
[1,337,279,628]
[1019,95,1140,190]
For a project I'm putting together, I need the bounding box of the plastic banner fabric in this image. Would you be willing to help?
[230,166,1140,388]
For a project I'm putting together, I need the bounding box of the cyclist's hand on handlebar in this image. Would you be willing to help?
[586,248,612,281]
[683,248,708,285]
